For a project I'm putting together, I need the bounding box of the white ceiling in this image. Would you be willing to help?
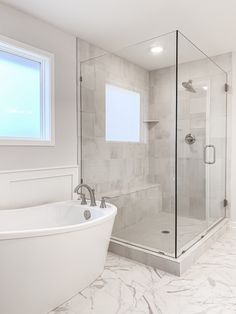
[0,0,235,62]
[116,32,210,71]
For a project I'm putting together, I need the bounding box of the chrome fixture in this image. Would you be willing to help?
[182,80,196,93]
[74,184,97,206]
[83,209,91,220]
[77,192,87,205]
[100,196,113,208]
[185,133,196,145]
[100,197,108,208]
[204,145,216,164]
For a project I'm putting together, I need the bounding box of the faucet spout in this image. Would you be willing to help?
[74,183,97,206]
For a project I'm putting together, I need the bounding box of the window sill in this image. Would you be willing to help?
[0,138,55,146]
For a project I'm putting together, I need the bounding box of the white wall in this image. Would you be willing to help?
[0,2,234,218]
[0,3,77,171]
[0,3,78,208]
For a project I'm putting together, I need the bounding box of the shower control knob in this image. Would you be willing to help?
[185,133,196,145]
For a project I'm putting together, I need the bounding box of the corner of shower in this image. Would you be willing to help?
[79,30,229,275]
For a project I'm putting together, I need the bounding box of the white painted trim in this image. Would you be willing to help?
[0,34,55,146]
[0,165,79,209]
[0,34,54,61]
[0,138,54,146]
[0,165,79,175]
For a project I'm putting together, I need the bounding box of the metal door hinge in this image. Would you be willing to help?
[223,199,228,207]
[80,76,82,82]
[224,83,229,92]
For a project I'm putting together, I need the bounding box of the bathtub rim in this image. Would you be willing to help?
[0,200,117,241]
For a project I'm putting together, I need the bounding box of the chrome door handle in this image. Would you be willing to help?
[204,145,216,164]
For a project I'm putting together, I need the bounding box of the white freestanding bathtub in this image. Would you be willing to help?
[0,200,117,314]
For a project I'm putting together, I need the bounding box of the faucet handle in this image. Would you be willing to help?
[77,192,87,205]
[100,196,111,208]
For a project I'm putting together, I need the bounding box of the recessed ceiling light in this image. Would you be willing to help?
[150,46,163,55]
[202,86,208,90]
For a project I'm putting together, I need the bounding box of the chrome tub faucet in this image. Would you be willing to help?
[74,183,97,206]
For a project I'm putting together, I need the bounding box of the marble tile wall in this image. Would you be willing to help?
[179,54,231,221]
[149,52,231,222]
[177,89,207,219]
[79,37,231,238]
[148,66,176,214]
[79,39,161,227]
[111,184,162,234]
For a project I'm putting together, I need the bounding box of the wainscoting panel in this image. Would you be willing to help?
[0,166,79,209]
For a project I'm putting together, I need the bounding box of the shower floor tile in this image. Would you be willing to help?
[112,212,215,256]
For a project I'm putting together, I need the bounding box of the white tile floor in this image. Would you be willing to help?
[112,212,215,256]
[50,228,236,314]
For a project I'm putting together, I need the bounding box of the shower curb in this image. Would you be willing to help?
[109,218,229,276]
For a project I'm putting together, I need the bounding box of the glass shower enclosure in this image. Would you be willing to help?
[80,30,228,258]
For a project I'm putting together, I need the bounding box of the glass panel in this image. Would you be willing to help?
[80,31,227,259]
[208,64,227,227]
[177,32,227,256]
[80,31,177,257]
[0,50,41,139]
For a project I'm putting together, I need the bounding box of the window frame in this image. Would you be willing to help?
[0,34,55,146]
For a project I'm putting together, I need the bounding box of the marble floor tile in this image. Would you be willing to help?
[50,229,236,314]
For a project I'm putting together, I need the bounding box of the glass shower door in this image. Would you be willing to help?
[207,77,227,228]
[177,31,227,257]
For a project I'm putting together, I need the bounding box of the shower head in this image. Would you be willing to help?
[182,80,196,93]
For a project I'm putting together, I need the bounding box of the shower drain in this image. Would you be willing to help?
[161,230,170,234]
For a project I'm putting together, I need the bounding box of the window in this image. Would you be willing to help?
[105,84,140,142]
[0,35,54,145]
